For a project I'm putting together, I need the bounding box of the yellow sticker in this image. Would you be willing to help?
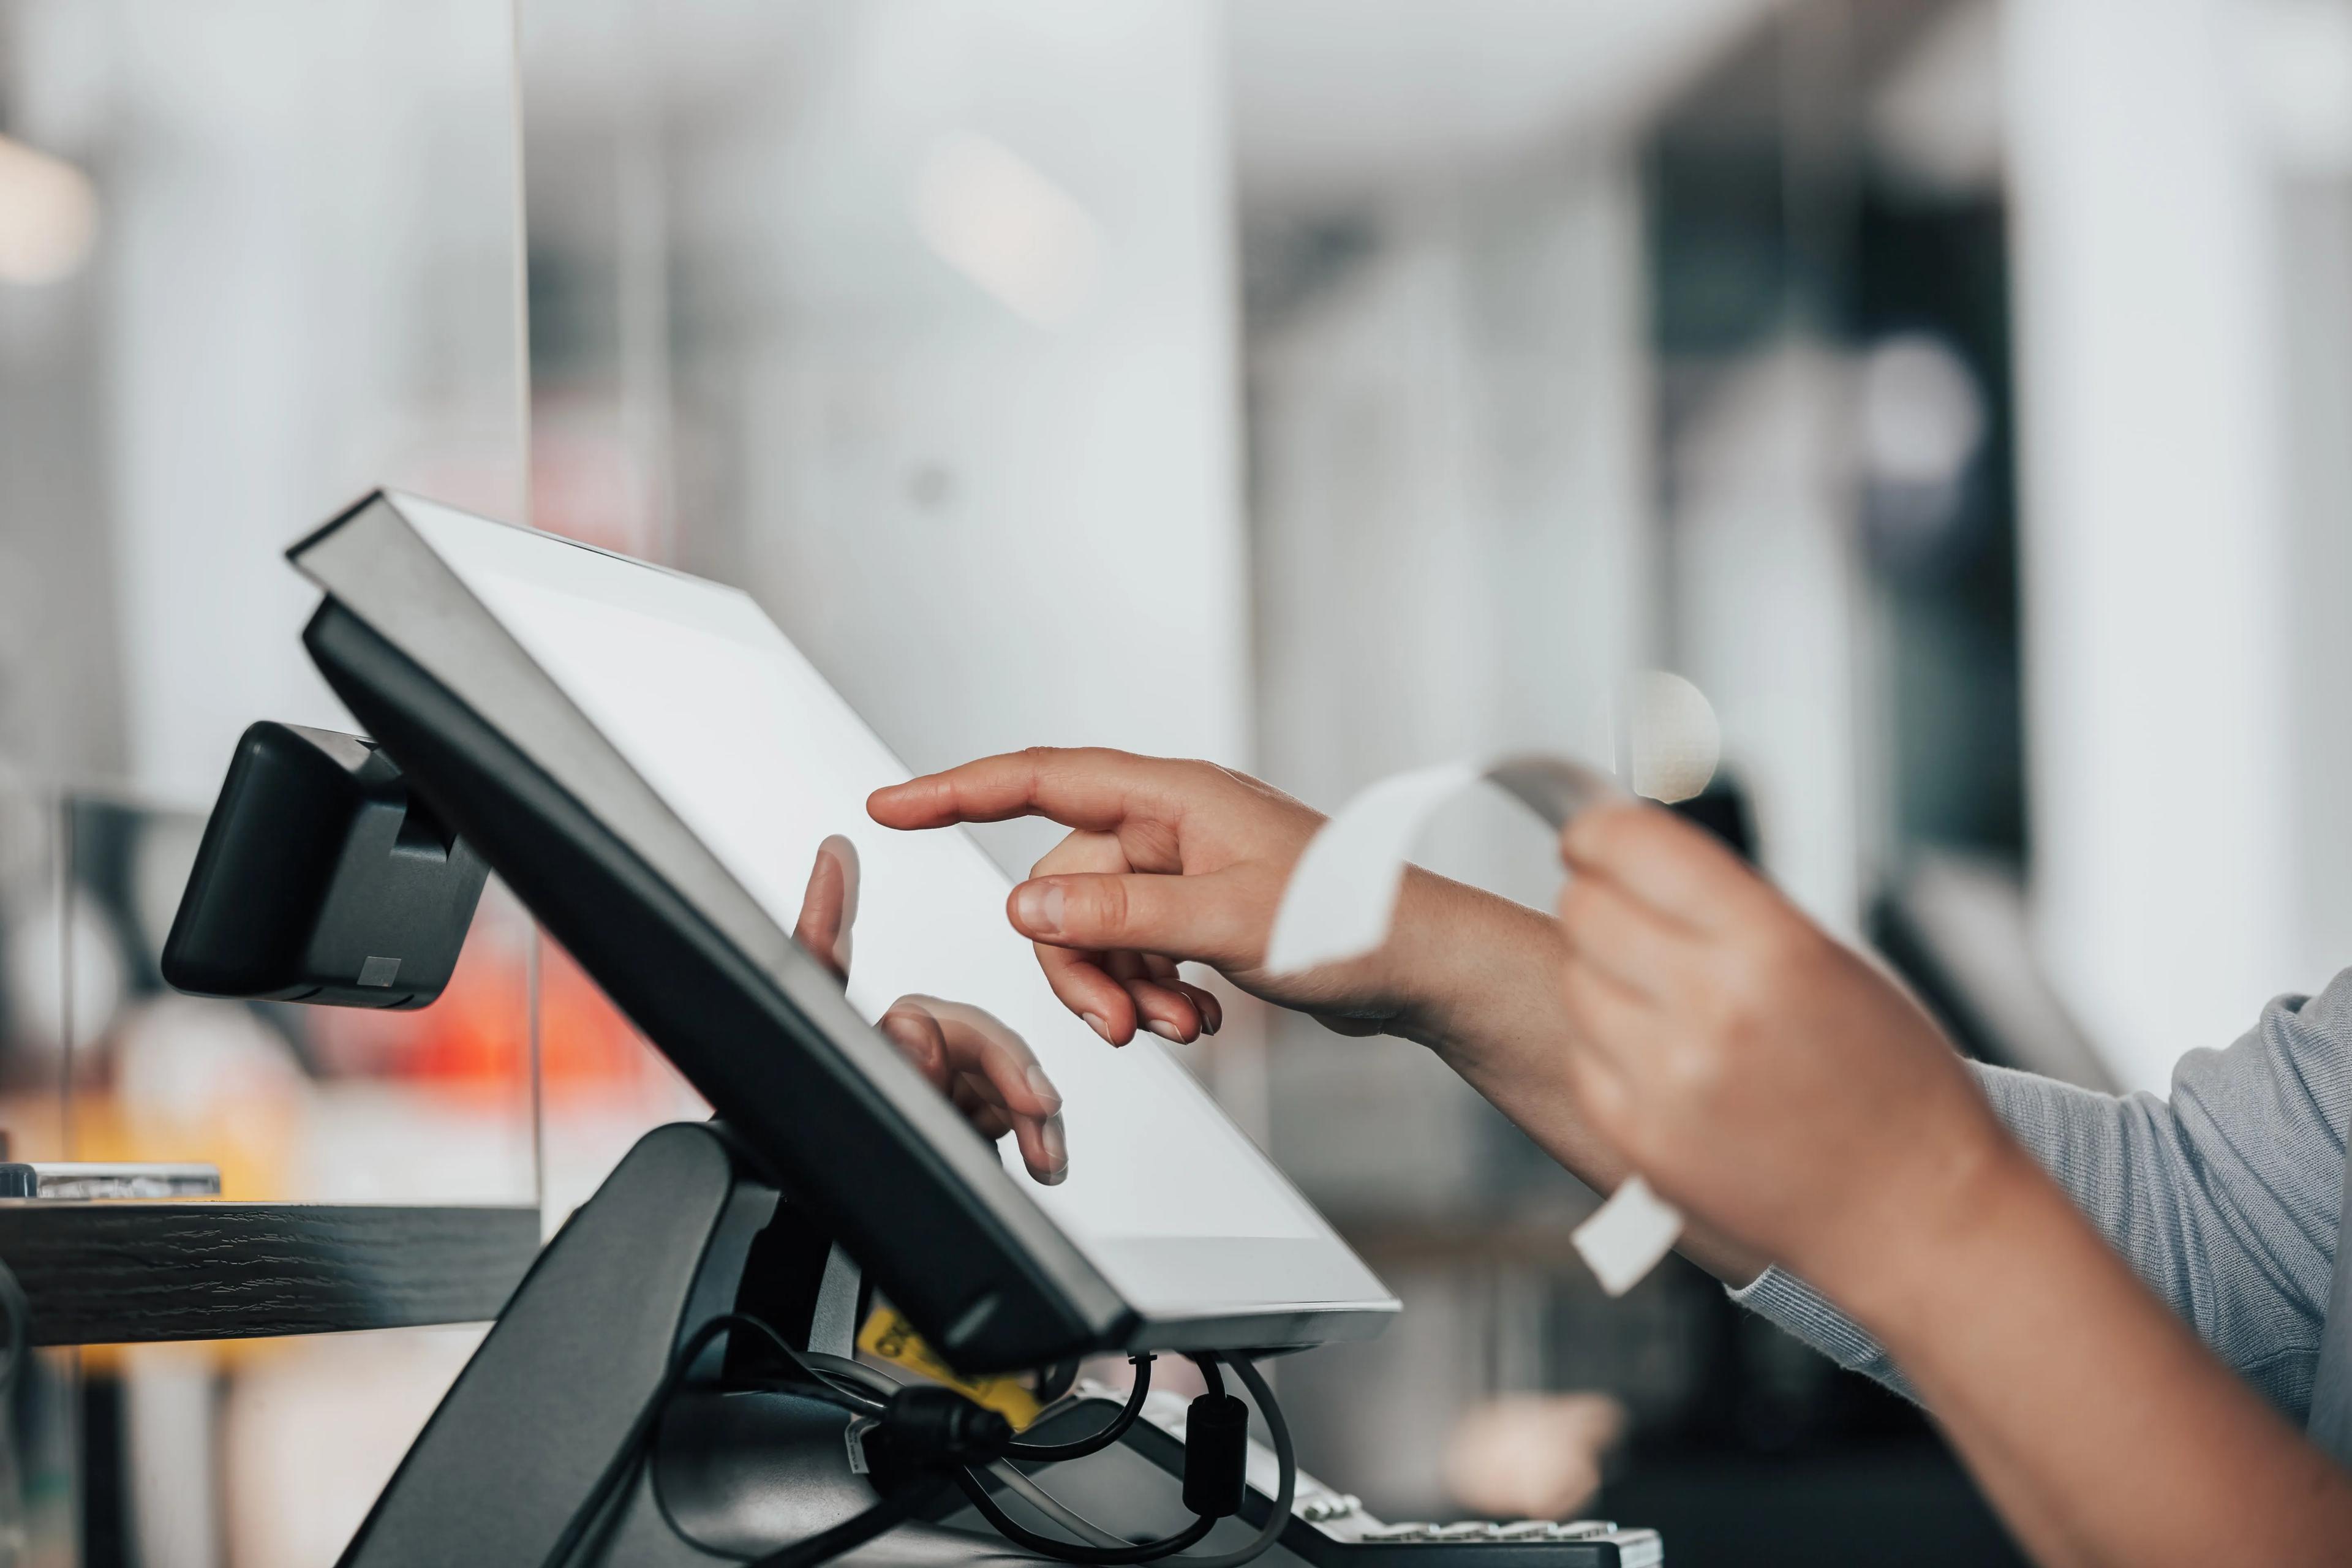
[858,1305,1044,1428]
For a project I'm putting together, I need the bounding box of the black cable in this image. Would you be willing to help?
[548,1322,1287,1568]
[794,1349,903,1400]
[1177,1354,1295,1568]
[985,1460,1133,1548]
[946,1348,1245,1566]
[954,1468,1217,1564]
[1184,1353,1226,1400]
[1003,1352,1155,1462]
[964,1349,1296,1568]
[801,1349,1133,1550]
[720,1318,890,1416]
[742,1473,954,1568]
[539,1311,883,1568]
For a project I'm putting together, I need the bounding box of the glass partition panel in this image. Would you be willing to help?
[0,0,535,1209]
[1,4,533,1562]
[515,0,1250,1217]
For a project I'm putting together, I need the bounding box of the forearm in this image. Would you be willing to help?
[1834,1149,2352,1568]
[1384,870,1771,1286]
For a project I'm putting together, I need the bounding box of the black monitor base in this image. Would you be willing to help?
[334,1121,1662,1568]
[337,1120,914,1566]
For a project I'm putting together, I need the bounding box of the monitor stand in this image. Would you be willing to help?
[334,1120,984,1567]
[330,1118,1665,1568]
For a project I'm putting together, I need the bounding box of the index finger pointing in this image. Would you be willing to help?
[867,747,1185,832]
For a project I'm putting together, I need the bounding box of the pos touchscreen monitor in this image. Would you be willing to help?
[288,491,1396,1373]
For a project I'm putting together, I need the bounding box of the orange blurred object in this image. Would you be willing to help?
[306,895,662,1096]
[535,935,670,1089]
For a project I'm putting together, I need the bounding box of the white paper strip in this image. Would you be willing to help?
[1261,762,1482,977]
[1264,754,1620,976]
[1570,1174,1683,1296]
[1265,752,1683,1296]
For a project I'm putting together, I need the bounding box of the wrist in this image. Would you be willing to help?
[1381,870,1567,1055]
[1815,1121,2048,1333]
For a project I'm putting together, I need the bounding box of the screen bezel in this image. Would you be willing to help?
[290,491,1398,1370]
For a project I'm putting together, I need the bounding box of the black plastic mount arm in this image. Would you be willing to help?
[337,1120,894,1567]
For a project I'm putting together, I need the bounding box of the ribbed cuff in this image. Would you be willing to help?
[1728,1265,1893,1374]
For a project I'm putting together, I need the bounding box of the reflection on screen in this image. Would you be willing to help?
[399,507,1348,1315]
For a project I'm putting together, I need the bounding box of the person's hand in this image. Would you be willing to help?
[793,834,1067,1183]
[1442,1394,1625,1521]
[864,750,1782,1289]
[1552,802,2025,1294]
[868,748,1420,1045]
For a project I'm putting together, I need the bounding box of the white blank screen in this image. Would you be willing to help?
[402,502,1387,1317]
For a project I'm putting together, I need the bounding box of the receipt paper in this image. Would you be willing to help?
[1262,753,1683,1296]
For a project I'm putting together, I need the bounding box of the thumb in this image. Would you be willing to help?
[1008,866,1267,967]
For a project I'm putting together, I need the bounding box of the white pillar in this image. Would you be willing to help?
[1669,343,1868,940]
[102,1,524,807]
[685,1,1252,881]
[2007,0,2297,1090]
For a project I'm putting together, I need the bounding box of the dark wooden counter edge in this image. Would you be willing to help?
[0,1201,543,1345]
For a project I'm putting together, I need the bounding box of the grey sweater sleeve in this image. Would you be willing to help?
[1730,965,2352,1418]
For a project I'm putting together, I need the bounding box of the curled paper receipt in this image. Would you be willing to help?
[1262,753,1684,1297]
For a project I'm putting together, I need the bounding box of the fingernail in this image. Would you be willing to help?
[1015,881,1064,937]
[1082,1012,1116,1045]
[1147,1021,1183,1043]
[1200,998,1223,1035]
[1025,1065,1063,1114]
[1040,1116,1069,1185]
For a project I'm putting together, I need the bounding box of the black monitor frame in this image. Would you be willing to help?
[292,492,1394,1373]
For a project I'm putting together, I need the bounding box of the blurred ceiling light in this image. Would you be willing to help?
[2234,0,2352,175]
[1622,669,1721,805]
[0,134,99,285]
[1859,334,1987,569]
[1860,333,1985,490]
[912,130,1101,328]
[1864,0,2003,198]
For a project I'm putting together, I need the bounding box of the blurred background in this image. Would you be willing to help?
[6,0,2352,1562]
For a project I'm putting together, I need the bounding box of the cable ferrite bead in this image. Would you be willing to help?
[1182,1393,1251,1518]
